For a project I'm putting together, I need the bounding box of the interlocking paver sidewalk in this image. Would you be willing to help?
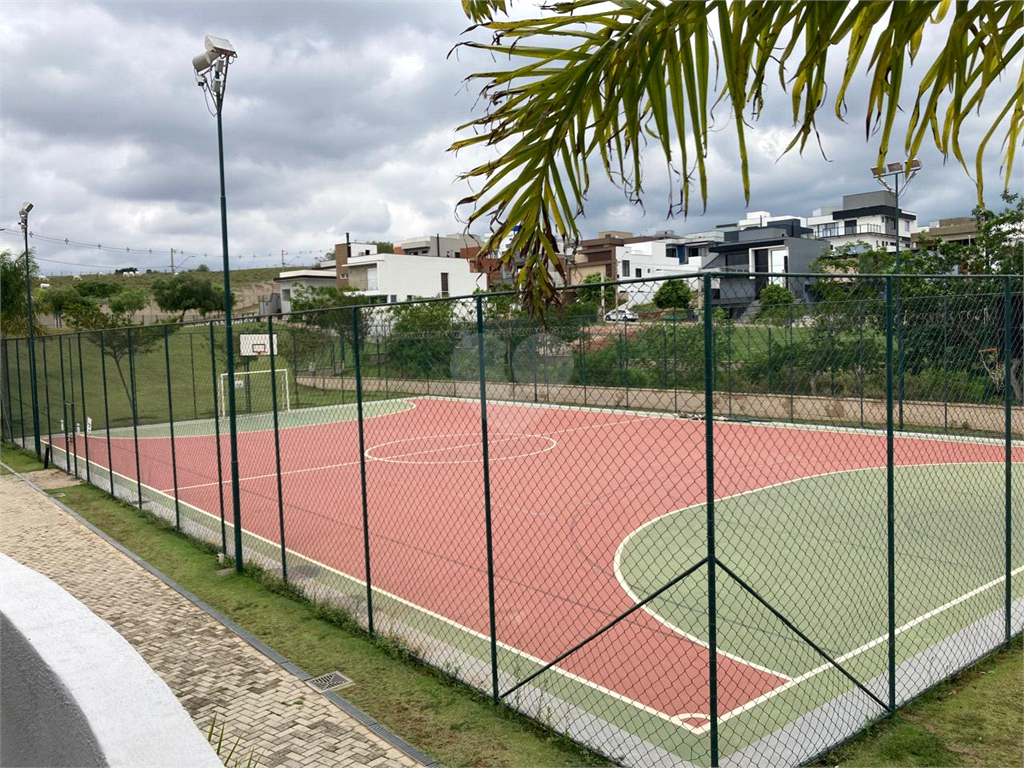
[0,472,421,768]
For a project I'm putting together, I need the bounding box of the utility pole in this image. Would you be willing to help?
[281,249,285,267]
[170,248,175,274]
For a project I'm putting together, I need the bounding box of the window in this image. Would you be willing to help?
[635,268,642,278]
[622,259,631,277]
[844,219,857,235]
[440,272,449,296]
[282,288,291,301]
[390,295,398,303]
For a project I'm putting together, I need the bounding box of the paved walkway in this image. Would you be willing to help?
[0,471,421,768]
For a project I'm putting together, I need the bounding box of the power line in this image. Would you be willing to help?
[0,227,329,265]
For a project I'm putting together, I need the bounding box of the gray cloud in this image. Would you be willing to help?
[1,1,1018,275]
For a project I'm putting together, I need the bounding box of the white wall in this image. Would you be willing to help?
[276,274,337,314]
[613,236,718,308]
[351,252,485,302]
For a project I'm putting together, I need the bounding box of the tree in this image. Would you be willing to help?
[108,289,149,322]
[454,2,1023,307]
[152,273,224,320]
[755,285,795,325]
[653,280,695,311]
[0,249,40,337]
[36,285,93,328]
[75,279,122,300]
[63,303,164,409]
[370,241,395,254]
[575,273,615,309]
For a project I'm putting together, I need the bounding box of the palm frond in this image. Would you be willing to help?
[452,0,1024,308]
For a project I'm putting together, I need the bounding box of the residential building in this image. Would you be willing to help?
[915,216,978,248]
[340,251,484,303]
[273,266,339,315]
[703,218,831,318]
[394,233,483,258]
[570,231,641,283]
[806,190,918,252]
[611,229,726,307]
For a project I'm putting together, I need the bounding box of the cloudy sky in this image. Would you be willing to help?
[1,1,1018,275]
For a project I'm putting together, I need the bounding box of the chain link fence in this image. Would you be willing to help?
[2,272,1021,767]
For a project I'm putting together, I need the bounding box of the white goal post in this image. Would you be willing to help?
[218,369,291,418]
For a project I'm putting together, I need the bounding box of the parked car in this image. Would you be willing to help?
[604,308,639,322]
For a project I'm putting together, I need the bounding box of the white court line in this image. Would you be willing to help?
[47,442,696,732]
[690,561,1024,733]
[611,462,1020,729]
[165,417,642,492]
[365,432,557,465]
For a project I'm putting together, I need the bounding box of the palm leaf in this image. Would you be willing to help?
[453,0,1024,309]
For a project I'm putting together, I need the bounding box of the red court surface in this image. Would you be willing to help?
[53,398,1019,729]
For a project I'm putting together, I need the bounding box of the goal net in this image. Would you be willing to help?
[218,369,292,418]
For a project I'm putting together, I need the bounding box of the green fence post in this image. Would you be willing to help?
[15,341,26,447]
[58,338,70,472]
[942,291,949,434]
[885,276,896,712]
[726,317,733,418]
[672,313,679,413]
[580,333,587,407]
[1003,276,1013,646]
[789,304,795,423]
[268,316,288,584]
[767,324,773,397]
[99,331,115,497]
[702,273,720,766]
[209,324,227,554]
[77,333,91,484]
[896,274,905,431]
[475,295,500,703]
[189,332,199,419]
[623,321,630,408]
[40,336,52,448]
[662,323,668,390]
[128,328,143,510]
[859,303,865,427]
[352,307,374,634]
[67,401,78,478]
[67,332,76,436]
[2,340,14,442]
[163,326,181,530]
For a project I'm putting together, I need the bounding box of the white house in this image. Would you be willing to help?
[611,230,725,307]
[806,191,918,252]
[342,251,485,302]
[273,268,338,314]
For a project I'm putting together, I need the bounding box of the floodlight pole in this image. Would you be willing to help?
[198,47,244,574]
[20,207,42,457]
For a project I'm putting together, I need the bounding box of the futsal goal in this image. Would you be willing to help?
[218,369,292,418]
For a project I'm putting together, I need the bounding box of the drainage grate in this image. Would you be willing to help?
[306,671,354,693]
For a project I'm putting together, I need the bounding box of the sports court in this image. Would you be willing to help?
[47,395,1023,764]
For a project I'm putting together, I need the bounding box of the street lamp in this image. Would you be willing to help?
[871,159,922,430]
[193,34,244,573]
[19,202,42,457]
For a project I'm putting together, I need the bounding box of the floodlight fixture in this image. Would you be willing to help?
[205,35,236,57]
[19,202,33,224]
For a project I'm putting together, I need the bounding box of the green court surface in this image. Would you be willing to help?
[618,462,1023,740]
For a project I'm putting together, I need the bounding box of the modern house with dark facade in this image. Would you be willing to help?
[703,218,831,318]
